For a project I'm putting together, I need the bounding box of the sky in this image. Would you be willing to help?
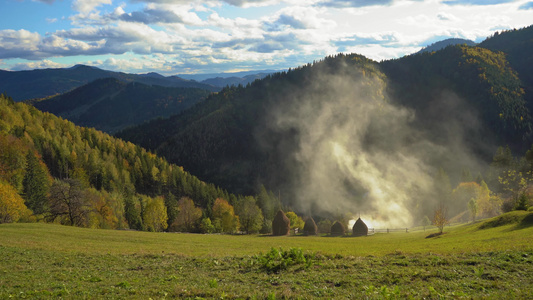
[0,0,532,75]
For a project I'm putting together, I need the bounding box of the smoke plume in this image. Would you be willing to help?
[261,59,483,228]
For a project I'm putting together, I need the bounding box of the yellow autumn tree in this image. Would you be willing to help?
[0,180,30,223]
[285,211,304,231]
[142,196,168,232]
[476,180,502,218]
[212,198,239,233]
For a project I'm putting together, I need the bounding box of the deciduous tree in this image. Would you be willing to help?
[433,204,449,234]
[235,196,263,234]
[212,198,239,233]
[468,198,478,222]
[172,197,202,232]
[286,211,304,232]
[142,196,168,232]
[48,178,90,226]
[0,180,30,223]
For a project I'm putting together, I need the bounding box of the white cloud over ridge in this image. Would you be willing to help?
[0,0,532,74]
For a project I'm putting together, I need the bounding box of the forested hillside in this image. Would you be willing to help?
[30,78,212,133]
[0,94,280,233]
[381,44,530,153]
[479,25,533,108]
[117,54,384,195]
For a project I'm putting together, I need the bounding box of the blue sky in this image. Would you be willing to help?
[0,0,532,75]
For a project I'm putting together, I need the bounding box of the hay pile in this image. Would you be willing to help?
[352,218,368,237]
[303,217,318,235]
[330,221,346,236]
[272,210,290,236]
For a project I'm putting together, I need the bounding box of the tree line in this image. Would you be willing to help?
[0,94,285,233]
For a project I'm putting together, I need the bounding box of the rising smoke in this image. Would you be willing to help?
[260,58,484,228]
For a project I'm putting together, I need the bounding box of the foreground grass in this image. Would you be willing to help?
[1,211,532,299]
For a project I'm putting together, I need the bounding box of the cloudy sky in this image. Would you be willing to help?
[1,0,532,75]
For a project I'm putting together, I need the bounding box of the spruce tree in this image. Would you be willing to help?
[22,151,50,214]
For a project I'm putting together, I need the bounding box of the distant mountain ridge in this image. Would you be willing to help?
[417,38,477,53]
[30,77,211,133]
[0,65,219,101]
[178,70,280,81]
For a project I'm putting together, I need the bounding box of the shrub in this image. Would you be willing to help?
[255,247,315,273]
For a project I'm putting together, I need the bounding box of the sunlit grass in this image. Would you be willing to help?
[1,211,532,257]
[1,211,532,298]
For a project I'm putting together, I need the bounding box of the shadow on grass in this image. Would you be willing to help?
[516,213,533,229]
[478,211,533,231]
[425,232,446,239]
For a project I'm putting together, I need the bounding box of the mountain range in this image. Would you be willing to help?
[29,78,212,134]
[0,65,278,102]
[115,25,533,201]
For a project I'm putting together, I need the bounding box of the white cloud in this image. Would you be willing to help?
[1,0,532,74]
[72,0,112,14]
[11,59,68,71]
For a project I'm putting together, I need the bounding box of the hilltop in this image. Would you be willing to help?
[29,78,211,134]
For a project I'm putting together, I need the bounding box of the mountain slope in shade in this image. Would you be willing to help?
[116,25,533,197]
[31,78,212,134]
[0,64,219,101]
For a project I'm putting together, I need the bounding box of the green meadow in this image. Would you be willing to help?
[1,211,533,299]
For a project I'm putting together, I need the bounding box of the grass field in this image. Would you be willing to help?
[1,211,533,299]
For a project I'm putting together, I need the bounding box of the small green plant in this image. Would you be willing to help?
[208,278,218,288]
[255,247,315,273]
[474,266,484,278]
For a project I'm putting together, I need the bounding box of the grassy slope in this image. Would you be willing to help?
[1,211,532,299]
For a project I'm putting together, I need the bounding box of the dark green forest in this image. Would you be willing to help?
[30,78,212,134]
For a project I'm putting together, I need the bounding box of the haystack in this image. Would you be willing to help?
[303,217,318,235]
[272,210,290,236]
[330,221,346,236]
[352,217,368,237]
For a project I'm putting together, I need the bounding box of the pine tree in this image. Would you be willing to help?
[22,151,51,214]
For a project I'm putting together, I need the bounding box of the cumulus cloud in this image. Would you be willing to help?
[265,6,336,31]
[114,4,204,25]
[442,0,514,5]
[10,59,68,71]
[317,0,393,8]
[437,12,459,21]
[334,32,399,48]
[72,0,112,13]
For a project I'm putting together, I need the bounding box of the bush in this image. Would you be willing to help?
[255,247,315,273]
